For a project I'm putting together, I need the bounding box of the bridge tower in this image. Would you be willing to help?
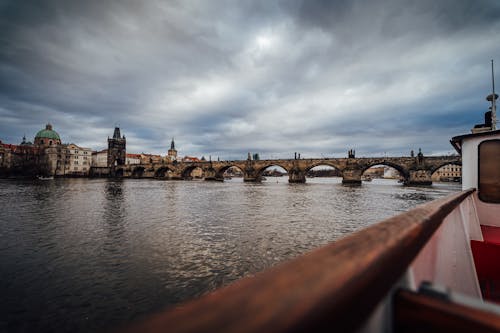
[168,138,178,161]
[108,127,126,177]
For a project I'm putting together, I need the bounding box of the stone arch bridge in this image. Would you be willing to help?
[116,155,461,186]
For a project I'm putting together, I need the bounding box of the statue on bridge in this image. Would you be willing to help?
[417,148,424,164]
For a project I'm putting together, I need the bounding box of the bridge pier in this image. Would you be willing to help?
[406,170,432,186]
[243,175,261,182]
[288,168,306,183]
[242,164,262,182]
[342,169,362,185]
[205,176,224,181]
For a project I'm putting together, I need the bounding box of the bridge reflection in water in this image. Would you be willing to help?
[118,155,461,186]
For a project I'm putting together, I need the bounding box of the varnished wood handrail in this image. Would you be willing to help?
[118,189,475,333]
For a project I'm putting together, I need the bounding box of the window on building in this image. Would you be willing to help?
[478,139,500,203]
[74,167,78,170]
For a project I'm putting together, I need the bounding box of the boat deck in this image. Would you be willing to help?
[471,225,500,303]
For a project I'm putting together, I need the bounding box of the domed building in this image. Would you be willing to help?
[1,123,94,178]
[34,123,61,147]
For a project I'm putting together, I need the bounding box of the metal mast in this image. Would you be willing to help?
[492,59,497,130]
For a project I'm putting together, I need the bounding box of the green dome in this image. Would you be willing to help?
[35,124,60,140]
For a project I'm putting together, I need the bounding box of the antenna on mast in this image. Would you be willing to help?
[490,59,497,130]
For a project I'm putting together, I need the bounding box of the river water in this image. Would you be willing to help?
[0,177,461,332]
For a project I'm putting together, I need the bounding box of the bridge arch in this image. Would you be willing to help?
[131,166,145,178]
[181,165,204,180]
[429,160,462,175]
[360,162,409,179]
[215,165,245,179]
[154,166,175,179]
[430,161,462,182]
[256,164,290,178]
[304,162,344,175]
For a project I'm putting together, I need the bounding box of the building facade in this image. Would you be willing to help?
[0,140,42,176]
[89,149,109,177]
[62,144,92,176]
[126,153,141,165]
[92,149,108,167]
[0,124,94,177]
[139,153,162,164]
[0,124,191,179]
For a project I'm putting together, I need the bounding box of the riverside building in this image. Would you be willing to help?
[0,124,186,178]
[0,123,92,177]
[64,144,92,176]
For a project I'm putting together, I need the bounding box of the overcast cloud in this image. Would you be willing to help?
[1,0,499,159]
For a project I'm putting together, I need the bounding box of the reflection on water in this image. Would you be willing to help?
[0,178,461,332]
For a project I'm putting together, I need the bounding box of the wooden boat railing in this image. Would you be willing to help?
[118,188,490,333]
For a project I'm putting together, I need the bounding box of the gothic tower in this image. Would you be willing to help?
[168,137,177,161]
[108,127,126,176]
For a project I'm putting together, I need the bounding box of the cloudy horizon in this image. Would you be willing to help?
[1,0,500,160]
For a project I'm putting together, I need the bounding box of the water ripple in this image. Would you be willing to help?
[0,178,460,332]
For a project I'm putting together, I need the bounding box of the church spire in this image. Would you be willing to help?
[170,137,175,150]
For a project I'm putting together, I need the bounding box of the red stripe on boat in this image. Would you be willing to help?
[481,225,500,246]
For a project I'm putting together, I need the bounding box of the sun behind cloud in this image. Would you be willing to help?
[256,35,273,50]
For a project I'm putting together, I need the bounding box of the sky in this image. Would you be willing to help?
[1,0,500,160]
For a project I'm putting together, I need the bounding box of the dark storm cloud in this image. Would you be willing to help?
[1,0,500,158]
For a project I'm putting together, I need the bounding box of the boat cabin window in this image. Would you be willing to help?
[478,139,500,203]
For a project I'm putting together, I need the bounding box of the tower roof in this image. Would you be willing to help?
[113,127,121,139]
